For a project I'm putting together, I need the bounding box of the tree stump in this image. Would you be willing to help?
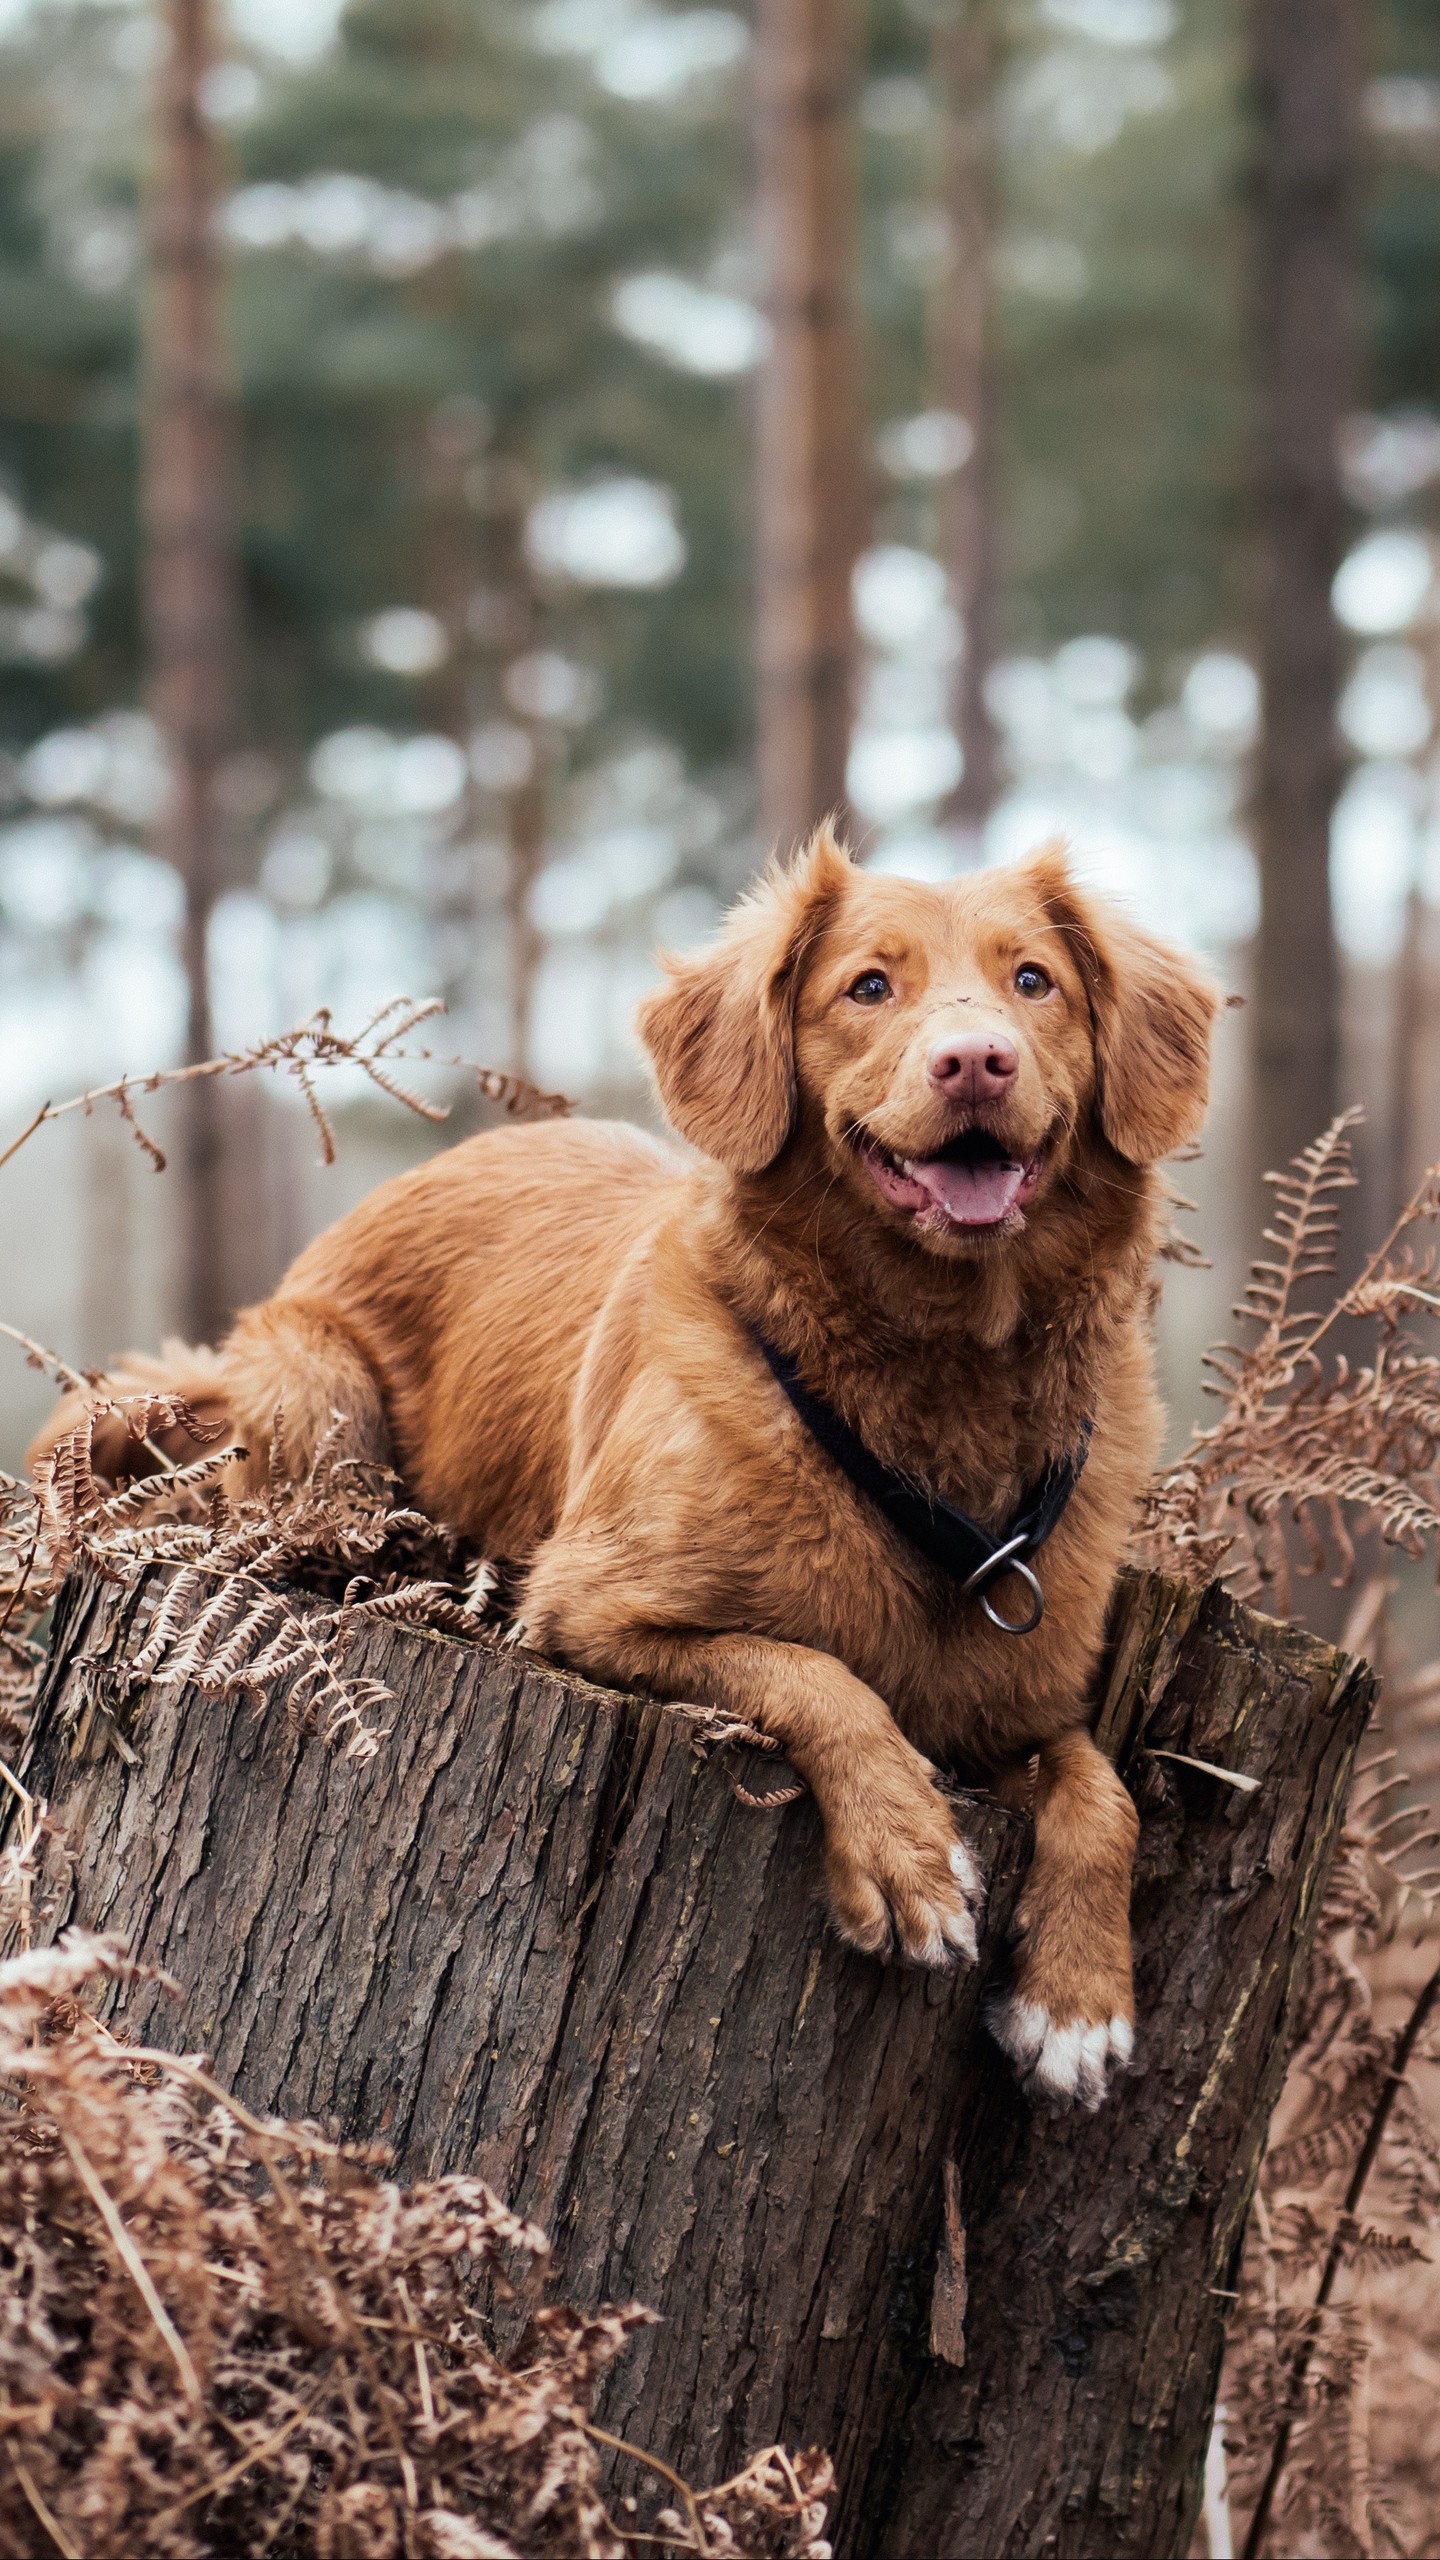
[870,1576,1376,2560]
[10,1564,1374,2559]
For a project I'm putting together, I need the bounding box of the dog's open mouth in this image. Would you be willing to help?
[857,1127,1045,1230]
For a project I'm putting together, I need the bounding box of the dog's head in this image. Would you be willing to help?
[637,830,1217,1259]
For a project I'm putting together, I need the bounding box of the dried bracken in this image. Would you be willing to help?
[1135,1119,1440,2555]
[1217,1769,1440,2560]
[0,998,572,1182]
[0,1932,833,2560]
[0,1392,489,1764]
[1139,1113,1440,1612]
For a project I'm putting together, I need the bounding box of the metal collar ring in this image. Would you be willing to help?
[959,1532,1046,1636]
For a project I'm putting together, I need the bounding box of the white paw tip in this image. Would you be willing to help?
[1074,2022,1113,2111]
[950,1840,981,1895]
[986,1992,1049,2069]
[1031,2019,1087,2103]
[987,1999,1134,2108]
[943,1907,979,1964]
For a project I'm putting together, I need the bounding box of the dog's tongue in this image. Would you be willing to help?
[907,1152,1028,1227]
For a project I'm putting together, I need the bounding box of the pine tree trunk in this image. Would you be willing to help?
[13,1566,1373,2556]
[933,0,1003,843]
[471,443,548,1081]
[753,0,865,849]
[1248,0,1359,1182]
[143,0,237,1345]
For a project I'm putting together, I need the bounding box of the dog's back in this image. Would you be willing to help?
[225,1116,683,1549]
[29,1119,683,1556]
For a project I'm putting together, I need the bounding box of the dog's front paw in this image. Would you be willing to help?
[987,1993,1133,2111]
[824,1768,984,1969]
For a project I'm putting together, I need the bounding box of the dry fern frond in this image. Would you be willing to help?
[0,1391,493,1762]
[0,1000,574,1179]
[0,1932,832,2560]
[1221,1782,1440,2559]
[1139,1115,1440,1609]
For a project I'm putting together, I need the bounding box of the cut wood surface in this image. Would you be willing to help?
[11,1564,1374,2559]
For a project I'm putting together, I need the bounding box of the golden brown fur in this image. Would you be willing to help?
[34,835,1216,2107]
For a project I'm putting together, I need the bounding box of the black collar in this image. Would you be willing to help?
[753,1330,1091,1635]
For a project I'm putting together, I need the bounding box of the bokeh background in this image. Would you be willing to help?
[0,0,1437,1471]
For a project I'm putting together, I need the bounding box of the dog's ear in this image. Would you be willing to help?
[1019,843,1219,1163]
[637,827,853,1171]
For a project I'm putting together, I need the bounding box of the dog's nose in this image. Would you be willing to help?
[927,1029,1019,1101]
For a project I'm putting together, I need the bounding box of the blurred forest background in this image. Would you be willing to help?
[0,0,1437,1470]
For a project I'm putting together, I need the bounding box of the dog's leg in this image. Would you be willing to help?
[526,1607,983,1969]
[987,1725,1138,2109]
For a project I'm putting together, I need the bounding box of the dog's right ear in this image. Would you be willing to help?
[637,827,853,1172]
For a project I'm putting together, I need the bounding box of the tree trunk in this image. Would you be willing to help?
[933,0,1002,845]
[1248,0,1359,1182]
[471,444,548,1080]
[753,0,865,850]
[13,1566,1373,2557]
[143,0,237,1346]
[871,1575,1375,2560]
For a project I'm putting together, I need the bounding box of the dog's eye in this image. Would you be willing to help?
[1014,964,1052,999]
[848,970,892,1005]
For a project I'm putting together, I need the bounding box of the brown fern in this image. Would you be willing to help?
[1140,1115,1440,1610]
[0,998,574,1178]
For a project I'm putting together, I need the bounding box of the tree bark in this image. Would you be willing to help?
[753,0,866,850]
[143,0,238,1346]
[12,1566,1373,2557]
[1248,0,1359,1182]
[870,1574,1375,2560]
[933,0,1003,844]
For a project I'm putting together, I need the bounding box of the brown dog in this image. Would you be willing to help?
[36,834,1216,2107]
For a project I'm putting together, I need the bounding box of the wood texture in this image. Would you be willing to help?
[12,1564,1373,2558]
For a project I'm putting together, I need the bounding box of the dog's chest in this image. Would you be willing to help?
[766,1434,1072,1717]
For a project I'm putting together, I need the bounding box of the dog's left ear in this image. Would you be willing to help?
[1021,844,1219,1163]
[637,827,853,1171]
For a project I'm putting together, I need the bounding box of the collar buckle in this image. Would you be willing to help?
[959,1532,1046,1636]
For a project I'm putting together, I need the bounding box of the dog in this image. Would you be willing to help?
[35,834,1216,2107]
